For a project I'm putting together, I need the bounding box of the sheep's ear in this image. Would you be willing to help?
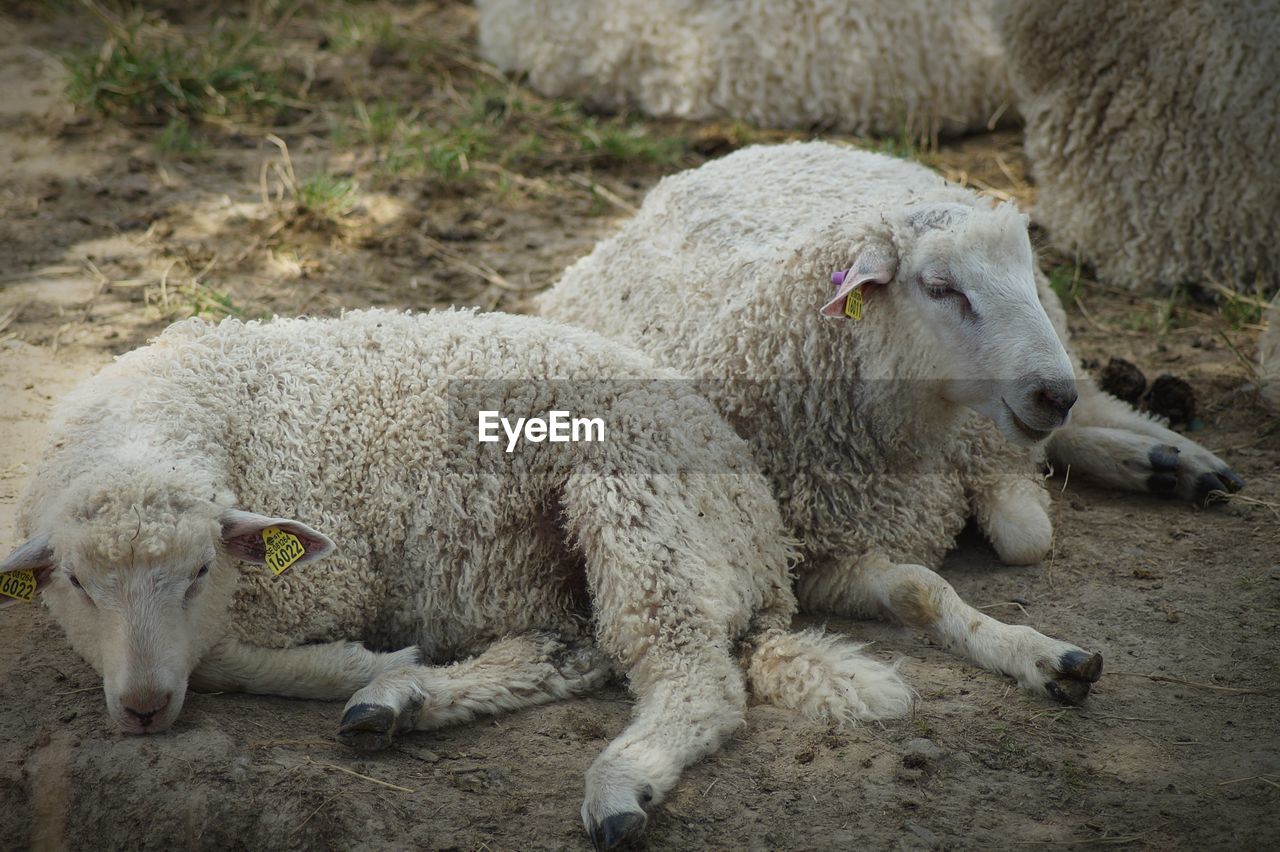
[0,535,54,609]
[904,202,973,234]
[821,244,897,318]
[219,509,335,567]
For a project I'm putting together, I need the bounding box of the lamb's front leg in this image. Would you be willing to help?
[335,632,613,751]
[581,639,748,851]
[797,555,1102,704]
[191,638,420,699]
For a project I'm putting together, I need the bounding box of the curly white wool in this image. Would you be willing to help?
[477,0,1011,139]
[996,0,1280,293]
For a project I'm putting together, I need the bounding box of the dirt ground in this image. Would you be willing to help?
[1,3,1277,850]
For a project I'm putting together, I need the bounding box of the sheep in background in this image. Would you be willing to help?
[0,309,911,850]
[540,142,1113,704]
[1261,296,1280,411]
[476,0,1011,140]
[995,0,1280,294]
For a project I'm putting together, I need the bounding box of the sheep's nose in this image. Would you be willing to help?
[122,692,171,727]
[1036,380,1078,420]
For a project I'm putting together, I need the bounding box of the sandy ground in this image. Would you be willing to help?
[1,4,1277,850]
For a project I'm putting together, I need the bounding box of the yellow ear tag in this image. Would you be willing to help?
[0,569,37,603]
[843,288,864,321]
[262,527,306,576]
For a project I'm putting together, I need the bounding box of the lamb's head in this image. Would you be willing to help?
[822,200,1076,445]
[1,464,333,734]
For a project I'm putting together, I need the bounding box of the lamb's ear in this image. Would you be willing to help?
[0,535,54,609]
[821,243,897,318]
[219,509,335,566]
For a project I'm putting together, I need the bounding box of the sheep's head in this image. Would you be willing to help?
[1,466,333,735]
[822,200,1076,446]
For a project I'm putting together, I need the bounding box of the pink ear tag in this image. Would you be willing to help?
[823,267,865,320]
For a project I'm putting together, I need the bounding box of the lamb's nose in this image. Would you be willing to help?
[123,692,171,727]
[1036,380,1078,420]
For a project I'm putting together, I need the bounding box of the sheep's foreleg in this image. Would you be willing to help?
[969,471,1054,566]
[580,640,747,851]
[336,631,612,751]
[1035,270,1242,504]
[191,638,420,699]
[796,555,1102,704]
[1045,390,1243,504]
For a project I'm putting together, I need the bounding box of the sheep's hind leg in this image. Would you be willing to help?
[797,557,1102,704]
[581,641,747,850]
[337,632,611,752]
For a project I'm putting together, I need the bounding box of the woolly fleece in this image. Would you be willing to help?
[20,310,798,661]
[538,142,1046,574]
[996,0,1280,293]
[477,0,1011,139]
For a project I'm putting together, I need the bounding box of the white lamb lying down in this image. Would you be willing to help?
[476,0,1011,139]
[0,310,910,850]
[540,142,1239,703]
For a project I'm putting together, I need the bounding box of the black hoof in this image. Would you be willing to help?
[337,702,397,752]
[1058,650,1104,683]
[1195,472,1234,506]
[1217,467,1245,493]
[589,811,647,850]
[1148,445,1181,472]
[1046,677,1092,705]
[1146,472,1179,496]
[1045,650,1103,705]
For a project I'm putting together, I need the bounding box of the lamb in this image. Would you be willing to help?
[538,142,1243,701]
[476,0,1012,140]
[994,0,1280,294]
[0,309,911,850]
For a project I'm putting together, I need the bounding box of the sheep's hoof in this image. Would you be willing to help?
[337,702,397,752]
[1145,444,1245,505]
[1195,468,1244,506]
[1145,445,1181,495]
[588,811,647,850]
[1044,650,1103,705]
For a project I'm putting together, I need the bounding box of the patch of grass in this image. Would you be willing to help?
[348,83,691,188]
[155,118,207,157]
[64,8,292,124]
[1049,264,1083,309]
[324,8,404,56]
[149,277,248,321]
[1215,280,1271,330]
[1120,287,1191,333]
[298,173,359,218]
[873,123,920,160]
[575,119,688,166]
[181,282,247,319]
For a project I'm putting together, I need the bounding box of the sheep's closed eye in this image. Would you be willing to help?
[184,564,210,608]
[67,572,95,605]
[925,278,974,317]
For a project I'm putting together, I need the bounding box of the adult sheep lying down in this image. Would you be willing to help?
[539,143,1244,702]
[476,0,1011,139]
[994,0,1280,294]
[0,309,905,850]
